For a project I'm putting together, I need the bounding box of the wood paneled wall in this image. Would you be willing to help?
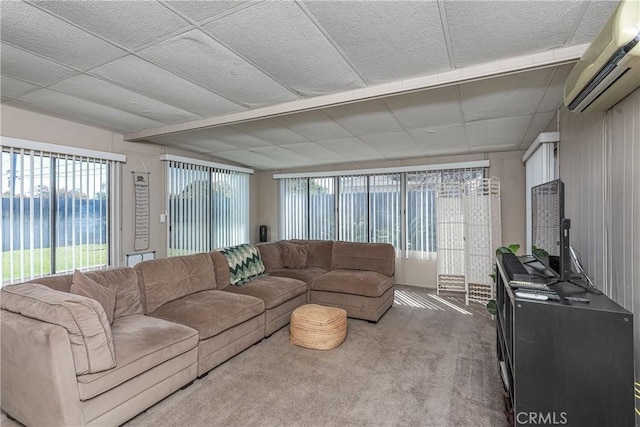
[559,87,640,377]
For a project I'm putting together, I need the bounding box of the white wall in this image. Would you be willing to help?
[559,87,639,376]
[258,150,527,288]
[0,105,261,264]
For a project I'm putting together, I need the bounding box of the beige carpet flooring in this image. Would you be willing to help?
[2,285,507,427]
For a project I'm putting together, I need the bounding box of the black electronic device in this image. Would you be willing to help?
[499,252,531,282]
[531,179,601,294]
[259,225,268,242]
[531,179,570,279]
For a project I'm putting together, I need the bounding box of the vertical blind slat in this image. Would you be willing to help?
[166,161,249,255]
[279,168,485,258]
[2,146,113,284]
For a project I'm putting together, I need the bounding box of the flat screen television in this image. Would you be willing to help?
[531,179,601,293]
[531,179,571,281]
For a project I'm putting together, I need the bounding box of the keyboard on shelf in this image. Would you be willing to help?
[509,280,552,292]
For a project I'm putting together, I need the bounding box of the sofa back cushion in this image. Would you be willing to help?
[85,267,143,318]
[135,253,217,313]
[217,244,266,285]
[290,240,333,270]
[255,242,284,272]
[1,283,116,375]
[331,241,395,276]
[210,251,231,288]
[71,270,116,324]
[280,241,308,268]
[31,267,143,319]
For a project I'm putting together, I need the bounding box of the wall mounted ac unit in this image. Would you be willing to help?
[564,0,640,113]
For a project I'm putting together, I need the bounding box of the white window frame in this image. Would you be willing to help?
[1,137,125,284]
[276,160,489,258]
[161,154,253,255]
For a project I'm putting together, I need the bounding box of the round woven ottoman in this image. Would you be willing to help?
[290,304,347,350]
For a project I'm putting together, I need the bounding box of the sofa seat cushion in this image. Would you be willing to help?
[311,269,394,297]
[76,314,198,400]
[223,276,306,309]
[269,267,328,285]
[150,290,265,340]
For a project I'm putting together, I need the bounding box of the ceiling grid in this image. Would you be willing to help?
[0,0,621,170]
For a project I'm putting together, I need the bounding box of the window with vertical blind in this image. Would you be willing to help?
[277,162,486,257]
[309,177,334,240]
[163,155,252,256]
[1,137,124,284]
[338,175,368,242]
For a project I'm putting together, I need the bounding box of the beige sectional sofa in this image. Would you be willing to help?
[0,240,394,426]
[258,240,396,322]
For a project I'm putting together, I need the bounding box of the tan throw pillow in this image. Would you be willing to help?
[281,242,309,269]
[71,270,116,324]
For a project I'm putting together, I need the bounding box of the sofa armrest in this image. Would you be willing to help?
[1,310,85,426]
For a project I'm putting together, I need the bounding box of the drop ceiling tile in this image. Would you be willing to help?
[50,75,201,124]
[186,127,271,149]
[538,64,574,113]
[150,133,237,153]
[522,111,557,146]
[460,68,553,121]
[383,86,461,130]
[148,137,214,155]
[1,75,39,99]
[0,43,79,86]
[203,2,364,96]
[165,1,249,23]
[250,146,315,166]
[283,142,349,164]
[317,137,384,161]
[322,99,402,136]
[33,1,192,50]
[444,1,584,67]
[277,110,353,140]
[304,1,450,83]
[0,1,126,70]
[214,150,285,169]
[91,55,245,117]
[230,120,309,145]
[138,30,297,108]
[570,1,619,45]
[466,116,532,148]
[407,125,469,153]
[164,130,238,151]
[18,89,164,132]
[359,131,423,159]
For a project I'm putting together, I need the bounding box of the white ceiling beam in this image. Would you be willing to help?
[125,44,588,142]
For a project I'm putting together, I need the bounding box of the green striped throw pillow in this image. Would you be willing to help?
[218,244,266,285]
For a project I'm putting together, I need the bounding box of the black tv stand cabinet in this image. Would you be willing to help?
[495,255,634,426]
